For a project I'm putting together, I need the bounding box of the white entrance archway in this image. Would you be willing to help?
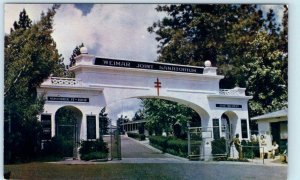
[37,47,252,160]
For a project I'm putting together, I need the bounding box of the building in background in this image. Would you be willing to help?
[251,108,288,154]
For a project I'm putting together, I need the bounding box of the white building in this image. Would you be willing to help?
[37,47,252,160]
[251,108,288,154]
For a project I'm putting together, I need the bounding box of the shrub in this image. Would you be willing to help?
[139,134,146,141]
[241,140,260,158]
[138,124,145,134]
[166,138,188,157]
[173,124,182,138]
[81,152,108,161]
[127,132,146,141]
[149,136,169,152]
[211,137,227,155]
[79,139,108,160]
[42,136,73,158]
[149,136,188,157]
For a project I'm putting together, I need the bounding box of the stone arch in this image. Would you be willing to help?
[220,111,238,140]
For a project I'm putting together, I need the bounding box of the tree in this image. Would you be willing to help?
[132,109,145,121]
[148,4,287,117]
[69,43,84,67]
[116,115,129,134]
[11,9,32,32]
[65,43,84,77]
[4,5,64,163]
[99,107,109,137]
[142,98,200,138]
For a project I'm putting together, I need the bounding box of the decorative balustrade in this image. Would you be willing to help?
[51,77,82,86]
[219,88,245,96]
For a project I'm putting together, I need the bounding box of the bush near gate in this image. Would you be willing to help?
[79,139,109,161]
[241,140,260,159]
[127,132,146,141]
[149,136,188,157]
[149,136,168,152]
[166,138,188,157]
[211,137,227,155]
[42,136,73,158]
[211,137,227,161]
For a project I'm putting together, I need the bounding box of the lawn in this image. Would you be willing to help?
[4,162,181,179]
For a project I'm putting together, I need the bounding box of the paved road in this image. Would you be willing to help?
[121,136,167,158]
[51,136,287,179]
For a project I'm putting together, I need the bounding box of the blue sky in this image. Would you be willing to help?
[4,4,286,122]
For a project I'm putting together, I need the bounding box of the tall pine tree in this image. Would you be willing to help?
[4,4,65,163]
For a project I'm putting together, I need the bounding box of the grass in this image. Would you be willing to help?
[4,162,182,179]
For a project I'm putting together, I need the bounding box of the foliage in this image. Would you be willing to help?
[142,99,200,137]
[42,136,73,158]
[166,138,188,157]
[4,5,64,163]
[99,107,110,137]
[79,139,109,160]
[11,9,32,32]
[211,137,227,155]
[127,132,146,141]
[241,140,260,158]
[132,109,145,121]
[81,152,108,161]
[149,136,169,152]
[69,43,84,67]
[149,136,188,157]
[116,115,129,134]
[148,4,288,117]
[137,123,145,134]
[65,43,84,77]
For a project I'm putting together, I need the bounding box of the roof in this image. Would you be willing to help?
[251,108,288,121]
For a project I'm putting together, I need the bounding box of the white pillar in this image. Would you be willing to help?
[51,113,55,137]
[81,115,87,140]
[96,113,99,139]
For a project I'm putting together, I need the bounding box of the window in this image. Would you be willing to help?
[241,119,248,138]
[213,119,220,139]
[87,115,96,139]
[41,114,51,140]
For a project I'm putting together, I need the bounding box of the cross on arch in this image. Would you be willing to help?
[154,78,161,96]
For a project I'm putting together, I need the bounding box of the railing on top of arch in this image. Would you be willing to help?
[51,77,82,86]
[219,88,245,96]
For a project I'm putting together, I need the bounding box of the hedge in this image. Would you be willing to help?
[81,152,108,161]
[149,136,188,157]
[79,139,108,160]
[166,138,188,157]
[127,132,146,141]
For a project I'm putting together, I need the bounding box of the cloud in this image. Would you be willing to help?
[105,98,143,125]
[4,4,53,33]
[52,4,163,64]
[4,4,164,64]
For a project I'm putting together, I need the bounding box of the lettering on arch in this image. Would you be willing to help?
[94,57,204,74]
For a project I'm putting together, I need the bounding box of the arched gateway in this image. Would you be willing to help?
[37,47,252,160]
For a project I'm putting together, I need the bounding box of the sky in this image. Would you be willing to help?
[5,4,165,64]
[4,3,285,123]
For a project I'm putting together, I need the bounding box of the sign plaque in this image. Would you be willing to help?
[95,57,204,74]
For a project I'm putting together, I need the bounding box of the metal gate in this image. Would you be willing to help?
[56,123,79,159]
[109,126,122,160]
[187,127,202,160]
[188,126,230,160]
